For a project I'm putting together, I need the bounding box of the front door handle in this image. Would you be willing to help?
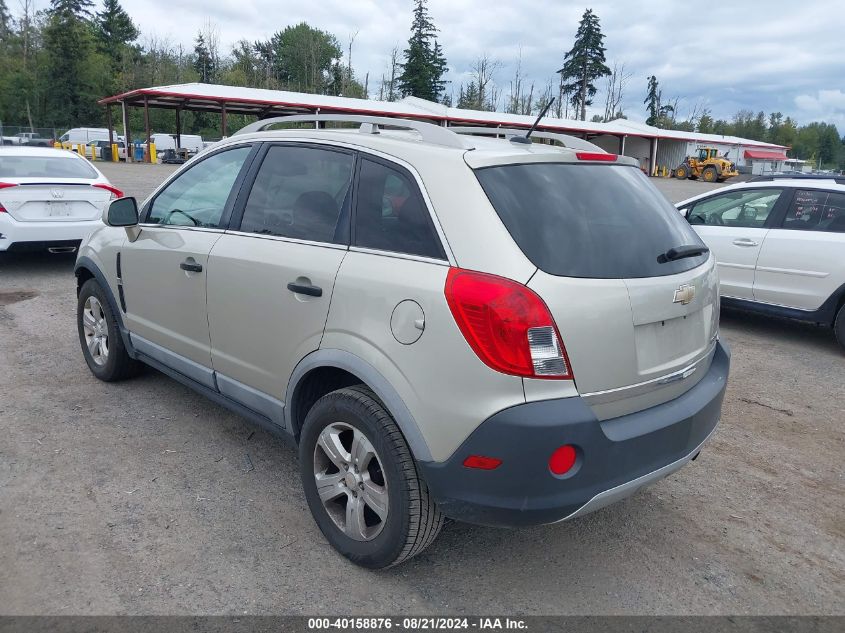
[180,258,203,273]
[287,282,323,297]
[732,238,758,247]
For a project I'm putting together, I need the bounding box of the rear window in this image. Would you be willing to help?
[0,155,98,179]
[475,163,708,278]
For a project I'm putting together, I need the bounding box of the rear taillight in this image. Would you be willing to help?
[0,183,15,212]
[576,152,617,161]
[92,183,124,200]
[444,268,572,380]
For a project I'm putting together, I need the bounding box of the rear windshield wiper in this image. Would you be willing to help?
[658,244,709,263]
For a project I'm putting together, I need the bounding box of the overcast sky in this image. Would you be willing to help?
[110,0,845,129]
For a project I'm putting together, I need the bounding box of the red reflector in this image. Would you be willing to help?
[463,455,502,470]
[92,183,124,198]
[575,152,617,162]
[549,445,577,475]
[0,182,19,189]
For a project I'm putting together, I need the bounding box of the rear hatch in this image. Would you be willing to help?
[0,153,109,222]
[474,160,719,419]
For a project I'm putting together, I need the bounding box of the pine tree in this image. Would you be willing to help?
[95,0,139,72]
[193,33,216,83]
[557,9,610,121]
[644,75,659,126]
[44,0,99,126]
[0,0,12,39]
[398,0,448,101]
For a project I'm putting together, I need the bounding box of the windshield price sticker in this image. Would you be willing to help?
[308,617,528,630]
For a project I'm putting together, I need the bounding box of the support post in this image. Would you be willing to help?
[618,135,626,155]
[121,100,132,163]
[175,106,182,150]
[143,96,151,163]
[650,138,659,176]
[106,106,114,146]
[221,104,228,138]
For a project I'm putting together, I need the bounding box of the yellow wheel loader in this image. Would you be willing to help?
[675,147,739,182]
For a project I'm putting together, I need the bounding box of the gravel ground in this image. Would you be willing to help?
[1,164,843,615]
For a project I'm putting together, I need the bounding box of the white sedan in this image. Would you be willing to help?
[0,146,122,253]
[676,175,845,347]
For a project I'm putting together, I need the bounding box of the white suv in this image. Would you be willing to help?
[677,176,845,348]
[74,116,730,568]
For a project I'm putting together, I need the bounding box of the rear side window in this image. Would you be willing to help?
[475,163,708,279]
[782,190,845,232]
[239,145,353,243]
[0,155,97,179]
[354,158,445,259]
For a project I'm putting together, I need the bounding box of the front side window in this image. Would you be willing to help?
[781,190,845,232]
[239,145,353,243]
[147,146,252,227]
[354,158,445,259]
[688,189,782,228]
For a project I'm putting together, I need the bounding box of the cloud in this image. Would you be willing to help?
[794,90,845,129]
[118,0,844,128]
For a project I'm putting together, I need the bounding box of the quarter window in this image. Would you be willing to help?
[239,145,354,244]
[354,158,445,259]
[781,190,845,232]
[147,146,252,227]
[688,189,782,228]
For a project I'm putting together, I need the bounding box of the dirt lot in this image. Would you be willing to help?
[1,164,843,615]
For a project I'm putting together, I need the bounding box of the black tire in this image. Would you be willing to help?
[835,304,845,351]
[299,385,444,568]
[675,164,688,179]
[702,166,718,183]
[77,278,142,381]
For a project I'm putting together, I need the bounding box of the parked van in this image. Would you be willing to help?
[59,128,111,149]
[145,133,204,159]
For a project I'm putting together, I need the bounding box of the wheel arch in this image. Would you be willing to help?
[285,349,434,462]
[74,256,135,356]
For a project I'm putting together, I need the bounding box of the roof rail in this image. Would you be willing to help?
[750,174,845,184]
[234,114,467,149]
[447,126,604,152]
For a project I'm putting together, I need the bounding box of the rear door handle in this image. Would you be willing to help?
[180,258,203,273]
[287,282,322,297]
[732,238,758,247]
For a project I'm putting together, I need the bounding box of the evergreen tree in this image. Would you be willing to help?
[95,0,139,72]
[398,0,448,101]
[557,9,610,121]
[44,0,101,126]
[644,75,659,126]
[193,33,216,83]
[0,0,11,39]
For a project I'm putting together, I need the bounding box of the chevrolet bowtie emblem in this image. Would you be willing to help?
[673,284,695,305]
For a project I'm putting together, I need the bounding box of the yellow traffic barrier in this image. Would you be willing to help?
[149,142,157,164]
[76,144,85,158]
[53,141,62,150]
[111,144,119,162]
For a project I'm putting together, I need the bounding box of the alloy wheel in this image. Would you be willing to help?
[82,296,109,366]
[313,422,389,541]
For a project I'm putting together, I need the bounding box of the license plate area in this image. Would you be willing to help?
[47,202,72,217]
[634,307,709,375]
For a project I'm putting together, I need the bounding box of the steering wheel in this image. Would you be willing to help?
[162,208,199,226]
[706,214,724,226]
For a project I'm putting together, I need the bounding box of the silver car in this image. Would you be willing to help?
[74,116,730,568]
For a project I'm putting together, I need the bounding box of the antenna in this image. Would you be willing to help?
[511,97,555,145]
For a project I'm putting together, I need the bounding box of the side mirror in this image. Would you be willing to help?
[104,197,139,227]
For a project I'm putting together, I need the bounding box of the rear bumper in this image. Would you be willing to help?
[0,215,100,251]
[418,341,730,527]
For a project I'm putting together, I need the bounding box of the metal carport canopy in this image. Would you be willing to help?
[98,82,789,151]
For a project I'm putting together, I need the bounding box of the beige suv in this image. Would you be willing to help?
[75,116,730,568]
